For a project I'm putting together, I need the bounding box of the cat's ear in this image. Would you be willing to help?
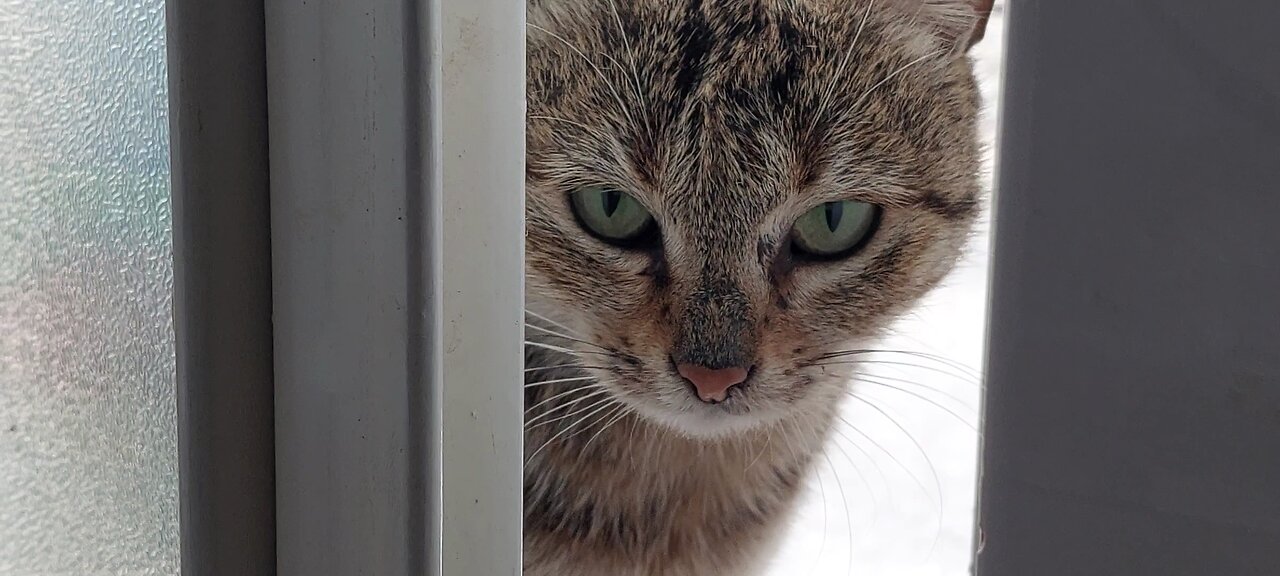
[897,0,996,55]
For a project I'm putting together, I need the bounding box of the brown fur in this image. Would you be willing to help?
[524,1,989,573]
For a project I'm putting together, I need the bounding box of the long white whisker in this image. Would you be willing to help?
[524,309,586,338]
[525,389,612,428]
[817,348,983,380]
[581,405,631,454]
[813,358,979,385]
[524,322,612,352]
[813,0,878,131]
[523,340,616,358]
[835,413,938,510]
[821,450,854,576]
[845,396,946,555]
[855,371,979,414]
[526,398,621,464]
[526,393,616,431]
[606,0,647,110]
[523,375,596,389]
[527,23,635,125]
[849,49,947,112]
[525,383,603,416]
[853,378,978,430]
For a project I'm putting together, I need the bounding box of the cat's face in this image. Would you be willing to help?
[526,0,985,439]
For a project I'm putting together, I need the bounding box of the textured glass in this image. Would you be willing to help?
[0,0,178,574]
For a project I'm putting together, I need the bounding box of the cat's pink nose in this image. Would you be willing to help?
[676,363,750,404]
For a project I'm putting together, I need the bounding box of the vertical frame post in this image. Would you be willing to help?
[979,2,1280,575]
[439,0,526,573]
[166,0,276,574]
[265,0,440,573]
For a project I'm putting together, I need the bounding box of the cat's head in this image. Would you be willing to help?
[525,0,990,439]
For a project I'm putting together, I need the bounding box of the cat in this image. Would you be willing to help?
[523,1,991,574]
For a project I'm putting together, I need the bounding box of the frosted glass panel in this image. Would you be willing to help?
[0,0,178,574]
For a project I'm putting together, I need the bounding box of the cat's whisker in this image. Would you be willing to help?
[580,404,632,455]
[840,407,948,559]
[524,383,604,416]
[844,398,946,552]
[527,23,636,126]
[543,399,622,456]
[525,363,607,373]
[851,378,977,430]
[813,0,878,132]
[524,322,613,353]
[525,397,622,465]
[605,0,648,111]
[523,375,596,389]
[809,357,980,385]
[525,393,618,433]
[523,339,619,359]
[821,450,855,576]
[524,309,588,338]
[815,348,983,380]
[853,371,979,413]
[524,388,612,428]
[850,49,948,113]
[827,424,887,529]
[744,427,774,474]
[835,411,939,510]
[527,114,597,133]
[809,459,830,576]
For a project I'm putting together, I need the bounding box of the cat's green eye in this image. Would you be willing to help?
[570,186,657,245]
[791,200,880,258]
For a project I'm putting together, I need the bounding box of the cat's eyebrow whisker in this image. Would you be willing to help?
[813,0,878,132]
[524,322,613,353]
[526,23,636,126]
[849,48,948,113]
[605,0,647,111]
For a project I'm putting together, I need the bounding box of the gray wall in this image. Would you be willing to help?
[978,2,1280,575]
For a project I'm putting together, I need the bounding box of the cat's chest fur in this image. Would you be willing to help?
[522,406,830,576]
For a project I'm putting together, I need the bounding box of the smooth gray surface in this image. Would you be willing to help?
[166,0,277,574]
[265,0,438,573]
[977,1,1280,575]
[438,0,525,574]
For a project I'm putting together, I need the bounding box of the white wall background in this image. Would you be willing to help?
[769,4,1005,575]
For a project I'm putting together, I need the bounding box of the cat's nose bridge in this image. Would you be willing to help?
[671,274,757,369]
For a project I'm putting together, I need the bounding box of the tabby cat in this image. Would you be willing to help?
[524,1,992,574]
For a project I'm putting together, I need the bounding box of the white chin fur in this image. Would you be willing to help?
[631,400,785,441]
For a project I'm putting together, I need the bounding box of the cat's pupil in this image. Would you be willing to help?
[602,190,622,217]
[823,201,843,232]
